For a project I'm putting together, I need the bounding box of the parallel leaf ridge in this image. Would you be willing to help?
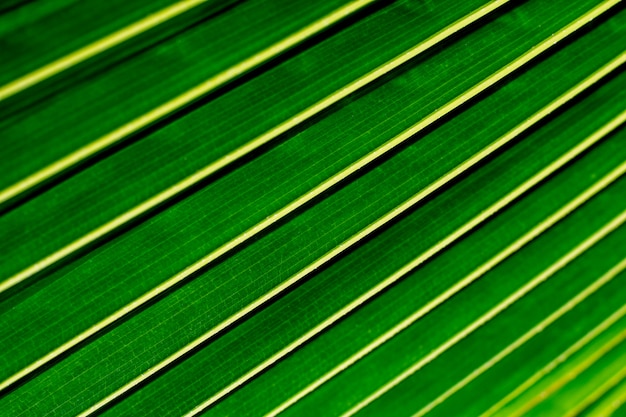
[0,0,625,415]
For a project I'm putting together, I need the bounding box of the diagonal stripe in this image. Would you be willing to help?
[266,129,626,417]
[10,20,622,410]
[0,0,518,394]
[481,312,626,417]
[584,369,626,417]
[413,264,626,417]
[513,325,626,417]
[0,0,212,101]
[508,322,626,416]
[0,0,512,293]
[564,356,626,417]
[7,1,620,408]
[341,210,626,417]
[86,26,626,417]
[0,0,379,207]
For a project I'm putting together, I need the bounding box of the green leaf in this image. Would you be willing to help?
[1,0,625,415]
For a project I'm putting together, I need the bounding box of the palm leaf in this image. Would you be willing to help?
[1,0,625,415]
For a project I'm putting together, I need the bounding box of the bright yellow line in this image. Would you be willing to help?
[0,0,516,395]
[3,7,622,415]
[0,0,509,295]
[28,8,621,414]
[267,134,626,417]
[413,266,626,417]
[342,209,626,417]
[585,370,626,417]
[0,0,208,102]
[513,327,626,416]
[0,0,378,207]
[77,8,623,417]
[509,326,626,416]
[3,0,616,405]
[565,358,626,417]
[481,314,626,417]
